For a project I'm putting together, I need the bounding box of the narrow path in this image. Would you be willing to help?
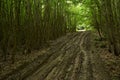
[1,32,111,80]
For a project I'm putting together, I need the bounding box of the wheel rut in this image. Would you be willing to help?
[2,32,111,80]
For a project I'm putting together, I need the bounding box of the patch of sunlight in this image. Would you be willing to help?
[76,29,86,32]
[66,1,72,4]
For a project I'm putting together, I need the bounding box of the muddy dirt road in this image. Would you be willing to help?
[1,32,111,80]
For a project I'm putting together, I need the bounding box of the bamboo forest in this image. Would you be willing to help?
[0,0,120,80]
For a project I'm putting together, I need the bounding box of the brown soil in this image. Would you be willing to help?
[0,31,112,80]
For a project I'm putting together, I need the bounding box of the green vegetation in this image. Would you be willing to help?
[0,0,120,63]
[91,0,120,56]
[66,1,92,31]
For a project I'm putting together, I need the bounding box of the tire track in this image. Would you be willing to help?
[2,31,111,80]
[79,31,93,80]
[25,32,84,80]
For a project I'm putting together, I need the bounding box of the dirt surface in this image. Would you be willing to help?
[0,31,111,80]
[93,34,120,80]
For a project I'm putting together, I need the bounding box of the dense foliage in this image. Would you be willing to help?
[91,0,120,56]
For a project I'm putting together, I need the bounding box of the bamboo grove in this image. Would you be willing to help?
[0,0,79,62]
[91,0,120,56]
[0,0,120,63]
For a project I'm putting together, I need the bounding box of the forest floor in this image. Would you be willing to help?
[0,31,120,80]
